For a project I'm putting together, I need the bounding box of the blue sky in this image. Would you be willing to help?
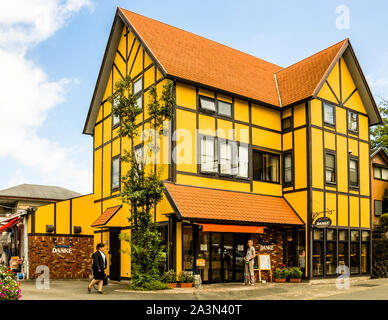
[0,0,387,194]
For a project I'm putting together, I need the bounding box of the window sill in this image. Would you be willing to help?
[323,122,336,129]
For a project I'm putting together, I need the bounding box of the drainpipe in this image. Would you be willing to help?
[23,214,29,280]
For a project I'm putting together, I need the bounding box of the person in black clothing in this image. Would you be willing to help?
[88,243,107,294]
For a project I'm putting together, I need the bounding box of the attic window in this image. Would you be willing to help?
[323,102,335,126]
[348,111,358,133]
[199,95,216,112]
[218,100,232,117]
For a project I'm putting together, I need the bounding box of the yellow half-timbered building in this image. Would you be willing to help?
[29,7,382,281]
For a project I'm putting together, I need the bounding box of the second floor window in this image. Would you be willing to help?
[348,111,358,133]
[325,152,336,184]
[200,136,217,173]
[283,152,293,185]
[323,102,335,126]
[198,95,232,117]
[373,165,388,181]
[111,156,120,190]
[219,140,233,175]
[253,151,280,183]
[349,157,359,187]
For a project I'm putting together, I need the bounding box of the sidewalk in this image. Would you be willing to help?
[20,277,388,300]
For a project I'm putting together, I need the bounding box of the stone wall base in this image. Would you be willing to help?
[28,235,93,279]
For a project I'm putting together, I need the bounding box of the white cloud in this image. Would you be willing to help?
[0,0,93,193]
[366,51,388,101]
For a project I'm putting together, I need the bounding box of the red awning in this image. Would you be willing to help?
[91,205,122,227]
[199,224,264,234]
[0,218,19,233]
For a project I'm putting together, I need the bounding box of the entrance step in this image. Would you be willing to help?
[307,275,370,285]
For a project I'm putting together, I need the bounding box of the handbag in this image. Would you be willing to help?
[103,275,108,286]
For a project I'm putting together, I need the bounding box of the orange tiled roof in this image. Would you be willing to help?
[276,39,347,106]
[91,205,121,227]
[164,182,303,225]
[119,8,348,108]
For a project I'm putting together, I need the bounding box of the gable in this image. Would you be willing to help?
[84,11,163,135]
[316,44,381,125]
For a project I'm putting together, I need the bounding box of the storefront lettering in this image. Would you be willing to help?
[52,245,72,254]
[314,217,332,228]
[259,242,274,251]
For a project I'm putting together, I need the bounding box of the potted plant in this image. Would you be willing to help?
[274,265,288,283]
[179,271,193,288]
[0,265,22,300]
[161,270,177,288]
[288,267,303,283]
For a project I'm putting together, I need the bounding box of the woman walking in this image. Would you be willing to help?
[88,243,107,294]
[243,240,256,286]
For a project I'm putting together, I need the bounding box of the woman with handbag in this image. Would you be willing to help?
[243,240,256,286]
[88,243,107,294]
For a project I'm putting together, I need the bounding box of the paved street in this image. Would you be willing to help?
[20,277,388,300]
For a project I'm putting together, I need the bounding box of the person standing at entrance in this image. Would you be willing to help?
[243,240,256,285]
[88,243,107,294]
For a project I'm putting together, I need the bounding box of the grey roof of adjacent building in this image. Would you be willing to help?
[0,184,82,201]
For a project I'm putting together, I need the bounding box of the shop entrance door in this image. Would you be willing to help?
[109,228,121,281]
[207,232,249,283]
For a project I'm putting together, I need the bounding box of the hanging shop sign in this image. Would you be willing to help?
[314,217,332,228]
[52,244,73,254]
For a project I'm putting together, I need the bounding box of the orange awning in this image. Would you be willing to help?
[91,205,122,227]
[199,224,264,233]
[164,182,304,226]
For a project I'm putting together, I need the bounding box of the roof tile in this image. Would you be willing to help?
[164,182,303,225]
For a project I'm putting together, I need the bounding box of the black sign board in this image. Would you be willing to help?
[314,217,332,228]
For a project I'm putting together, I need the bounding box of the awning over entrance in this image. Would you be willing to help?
[91,205,122,227]
[0,217,19,233]
[164,182,304,226]
[199,224,264,233]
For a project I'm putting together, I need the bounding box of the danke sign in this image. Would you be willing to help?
[314,217,332,228]
[52,245,72,254]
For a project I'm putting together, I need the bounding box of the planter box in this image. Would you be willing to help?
[275,278,286,283]
[180,283,193,288]
[289,278,301,283]
[168,283,177,288]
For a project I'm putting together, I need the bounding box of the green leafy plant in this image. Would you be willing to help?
[0,265,22,300]
[274,267,289,279]
[288,267,303,279]
[109,76,175,290]
[161,270,177,284]
[370,98,388,150]
[179,271,193,283]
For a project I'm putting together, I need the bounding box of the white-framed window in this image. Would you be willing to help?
[219,140,233,175]
[237,145,249,178]
[111,157,120,190]
[200,136,217,173]
[323,102,335,126]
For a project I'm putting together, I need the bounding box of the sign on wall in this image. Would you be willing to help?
[52,244,72,254]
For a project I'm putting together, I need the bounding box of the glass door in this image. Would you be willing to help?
[234,234,246,282]
[210,233,222,282]
[223,233,233,281]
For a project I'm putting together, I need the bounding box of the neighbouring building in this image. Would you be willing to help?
[370,148,388,227]
[31,7,382,281]
[0,184,81,278]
